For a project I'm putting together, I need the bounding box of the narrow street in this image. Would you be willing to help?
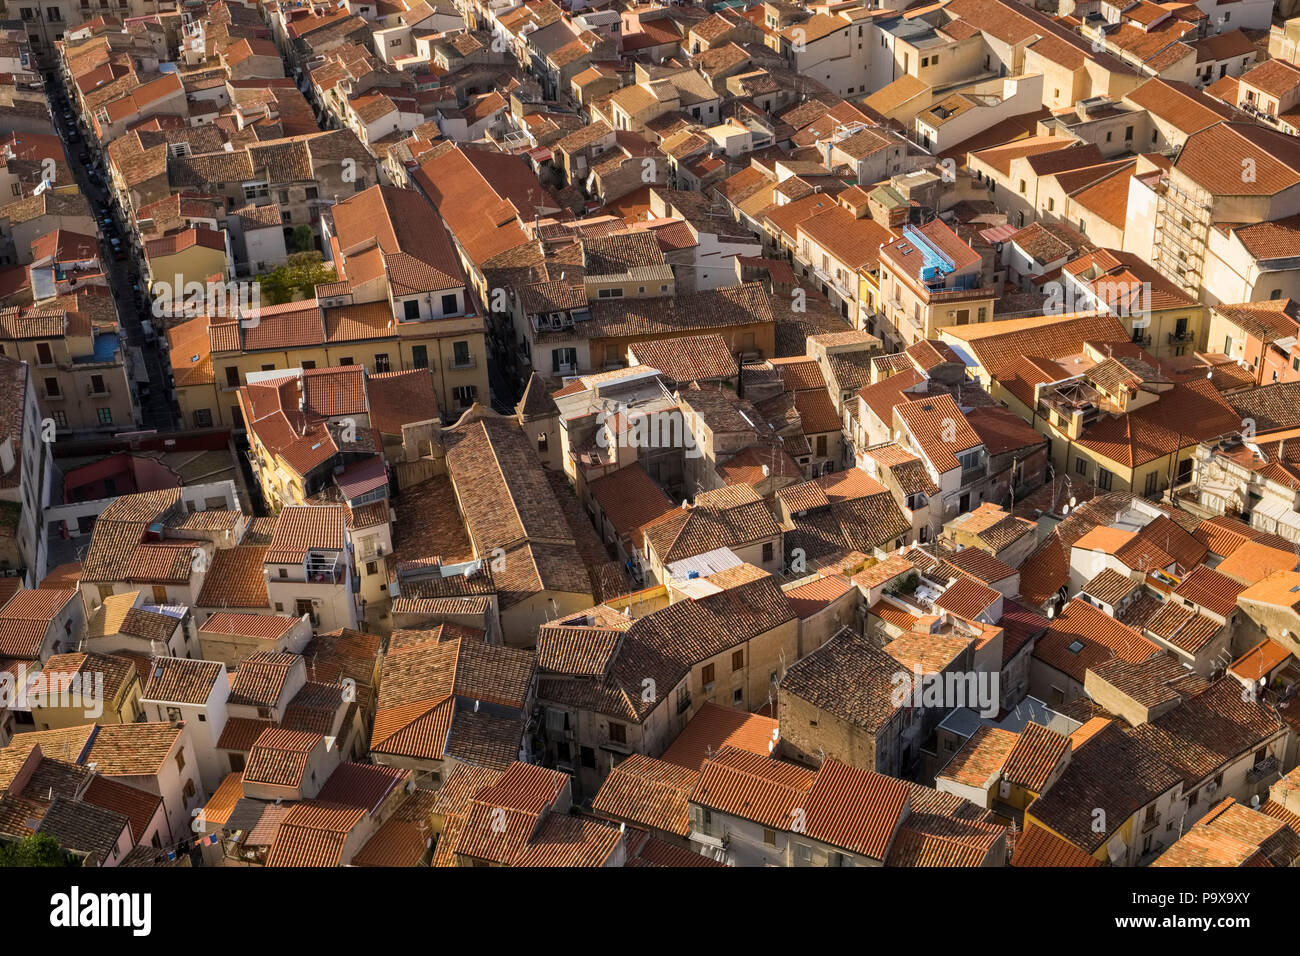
[44,69,178,433]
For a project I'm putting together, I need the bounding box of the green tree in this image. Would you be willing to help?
[255,251,337,305]
[0,833,80,867]
[288,224,315,254]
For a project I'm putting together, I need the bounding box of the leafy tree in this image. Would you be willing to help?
[288,224,315,254]
[0,833,80,867]
[255,251,337,305]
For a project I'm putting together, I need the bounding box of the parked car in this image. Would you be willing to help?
[140,319,156,344]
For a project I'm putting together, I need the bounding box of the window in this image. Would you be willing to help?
[1075,457,1088,476]
[411,345,428,369]
[452,341,471,368]
[580,746,595,768]
[551,347,576,373]
[1098,468,1113,491]
[1124,125,1133,141]
[261,364,275,372]
[538,433,548,453]
[763,828,776,845]
[1047,197,1054,211]
[816,435,827,457]
[90,374,105,395]
[97,408,112,425]
[225,366,240,388]
[36,342,53,365]
[733,687,743,705]
[374,353,391,373]
[702,663,715,686]
[194,409,213,428]
[176,750,186,772]
[453,385,476,406]
[183,778,195,800]
[300,361,316,370]
[608,722,626,744]
[366,560,377,576]
[441,293,459,315]
[278,568,288,579]
[1019,179,1026,194]
[1145,471,1158,496]
[732,649,744,671]
[762,542,774,563]
[52,410,66,427]
[597,288,623,298]
[794,843,812,865]
[403,300,420,321]
[339,357,354,366]
[43,377,59,398]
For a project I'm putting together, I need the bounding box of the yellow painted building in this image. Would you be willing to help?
[29,651,143,731]
[168,303,487,430]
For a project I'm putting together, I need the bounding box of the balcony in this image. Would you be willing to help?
[1130,332,1151,347]
[1167,330,1194,345]
[1140,810,1161,834]
[960,465,986,487]
[39,388,64,401]
[304,550,344,585]
[1247,756,1279,784]
[450,356,477,370]
[86,383,110,397]
[676,693,691,715]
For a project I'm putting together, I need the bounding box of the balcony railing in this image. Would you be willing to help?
[86,383,109,396]
[1141,811,1161,833]
[305,550,344,584]
[1167,330,1194,345]
[1247,756,1279,784]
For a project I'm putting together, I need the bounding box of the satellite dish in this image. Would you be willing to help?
[1061,505,1070,515]
[1251,794,1261,808]
[1069,496,1077,508]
